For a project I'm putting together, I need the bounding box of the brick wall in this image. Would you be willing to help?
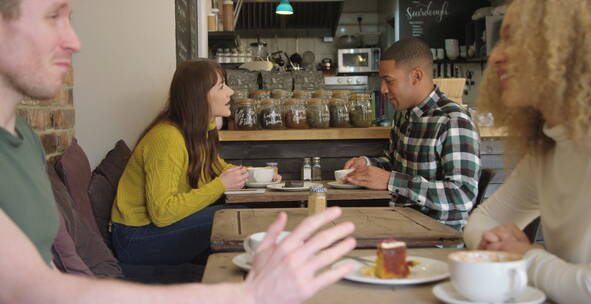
[17,68,75,162]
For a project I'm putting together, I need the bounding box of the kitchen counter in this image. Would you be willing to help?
[219,126,505,141]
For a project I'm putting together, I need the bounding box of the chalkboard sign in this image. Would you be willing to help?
[398,0,489,48]
[175,0,198,65]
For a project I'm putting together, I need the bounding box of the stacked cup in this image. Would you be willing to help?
[445,39,460,60]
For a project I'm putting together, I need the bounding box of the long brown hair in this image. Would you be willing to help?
[477,0,591,163]
[139,60,225,188]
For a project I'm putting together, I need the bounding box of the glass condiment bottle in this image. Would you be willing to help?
[307,98,330,129]
[259,99,284,129]
[285,99,309,129]
[235,99,258,130]
[349,93,374,128]
[312,156,322,181]
[308,186,327,216]
[302,157,312,181]
[329,98,351,128]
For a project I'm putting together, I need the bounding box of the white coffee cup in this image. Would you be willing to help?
[243,231,291,258]
[436,48,445,60]
[448,251,528,302]
[445,39,459,60]
[246,167,274,183]
[334,168,354,183]
[430,48,437,60]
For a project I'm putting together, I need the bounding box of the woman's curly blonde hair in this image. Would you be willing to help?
[477,0,591,161]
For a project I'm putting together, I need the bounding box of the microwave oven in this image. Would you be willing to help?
[337,48,380,74]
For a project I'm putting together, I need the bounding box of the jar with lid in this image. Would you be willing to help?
[329,98,351,128]
[292,90,312,100]
[311,90,332,99]
[349,93,374,127]
[308,186,327,216]
[285,99,309,129]
[259,99,284,129]
[234,99,258,130]
[271,89,291,119]
[307,99,330,129]
[249,90,270,100]
[222,0,234,31]
[332,90,351,101]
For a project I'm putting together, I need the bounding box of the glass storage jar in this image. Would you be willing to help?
[307,98,330,129]
[259,99,285,129]
[271,89,291,119]
[248,90,270,100]
[292,90,312,100]
[329,98,351,128]
[332,90,351,101]
[311,90,332,99]
[285,99,309,129]
[349,93,373,127]
[228,90,248,130]
[235,99,258,130]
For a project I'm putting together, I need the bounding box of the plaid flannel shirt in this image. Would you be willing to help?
[370,87,480,231]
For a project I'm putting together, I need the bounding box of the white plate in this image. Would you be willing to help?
[224,189,266,195]
[246,181,279,188]
[432,281,546,304]
[334,255,449,285]
[232,253,252,271]
[266,182,322,192]
[327,181,362,189]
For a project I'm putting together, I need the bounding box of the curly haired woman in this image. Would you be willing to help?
[463,0,591,302]
[110,61,272,265]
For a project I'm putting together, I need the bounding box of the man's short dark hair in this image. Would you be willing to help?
[381,38,432,70]
[0,0,20,20]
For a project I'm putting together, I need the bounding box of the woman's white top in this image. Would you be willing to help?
[464,124,591,304]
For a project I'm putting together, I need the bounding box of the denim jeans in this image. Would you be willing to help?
[112,204,241,265]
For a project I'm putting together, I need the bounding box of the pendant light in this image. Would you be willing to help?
[276,0,294,15]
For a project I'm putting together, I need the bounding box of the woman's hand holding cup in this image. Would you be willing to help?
[220,166,248,190]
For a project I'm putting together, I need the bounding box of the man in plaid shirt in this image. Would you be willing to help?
[344,38,480,231]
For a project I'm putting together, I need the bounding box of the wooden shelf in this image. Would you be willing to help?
[219,127,391,141]
[220,126,506,141]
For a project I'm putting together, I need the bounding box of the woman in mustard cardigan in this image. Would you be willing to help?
[111,60,266,265]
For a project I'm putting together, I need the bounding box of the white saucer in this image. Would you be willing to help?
[246,181,279,188]
[232,253,252,271]
[432,281,546,304]
[327,181,361,189]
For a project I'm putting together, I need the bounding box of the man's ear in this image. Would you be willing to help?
[411,67,424,85]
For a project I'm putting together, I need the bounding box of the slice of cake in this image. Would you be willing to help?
[284,181,304,188]
[375,239,410,279]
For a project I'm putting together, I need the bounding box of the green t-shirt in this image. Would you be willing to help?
[0,117,59,265]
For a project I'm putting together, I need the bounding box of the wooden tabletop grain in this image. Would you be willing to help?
[210,207,463,252]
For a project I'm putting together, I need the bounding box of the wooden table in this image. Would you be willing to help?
[225,181,391,204]
[203,248,458,304]
[210,207,463,252]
